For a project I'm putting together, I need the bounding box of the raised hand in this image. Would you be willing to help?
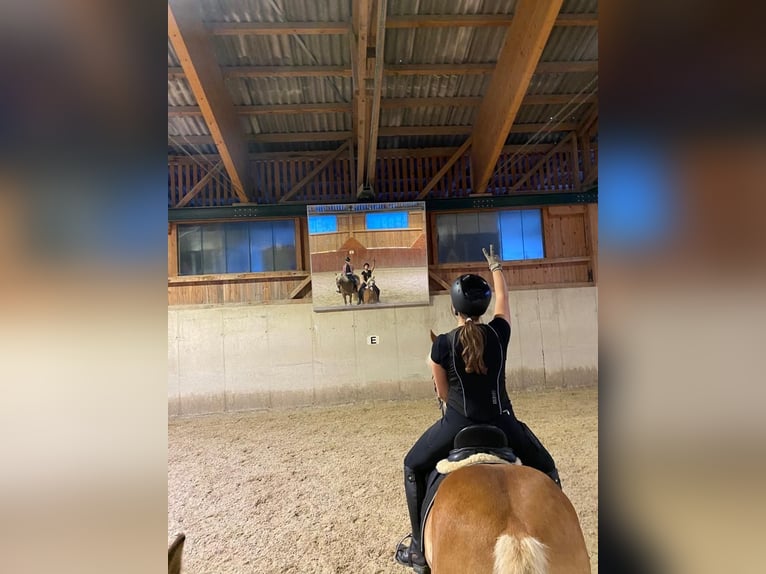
[482,244,502,272]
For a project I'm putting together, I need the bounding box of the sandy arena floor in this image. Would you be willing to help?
[169,386,598,573]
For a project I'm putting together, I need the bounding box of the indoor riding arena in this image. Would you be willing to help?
[168,0,598,572]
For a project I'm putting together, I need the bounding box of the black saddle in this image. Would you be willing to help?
[446,424,518,465]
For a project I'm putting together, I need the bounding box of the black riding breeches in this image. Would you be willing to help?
[403,406,556,481]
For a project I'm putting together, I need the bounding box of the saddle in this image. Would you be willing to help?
[444,424,519,466]
[420,425,519,544]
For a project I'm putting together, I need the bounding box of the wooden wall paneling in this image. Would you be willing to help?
[542,207,555,258]
[328,157,336,200]
[169,164,177,206]
[315,159,323,201]
[168,224,178,277]
[277,159,285,202]
[257,161,266,203]
[586,203,598,283]
[266,160,275,202]
[417,157,425,194]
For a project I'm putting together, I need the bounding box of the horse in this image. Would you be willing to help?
[417,332,591,573]
[168,533,185,574]
[335,273,359,305]
[362,277,380,304]
[422,463,590,573]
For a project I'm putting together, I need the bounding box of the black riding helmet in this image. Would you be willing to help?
[450,274,491,317]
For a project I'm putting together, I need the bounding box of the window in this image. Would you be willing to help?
[365,210,408,230]
[178,220,297,275]
[308,215,338,234]
[436,209,543,263]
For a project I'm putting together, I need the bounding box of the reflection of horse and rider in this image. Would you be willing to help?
[336,256,380,305]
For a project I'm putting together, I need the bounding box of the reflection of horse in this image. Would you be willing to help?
[168,533,185,574]
[418,332,590,574]
[336,273,359,305]
[362,277,380,304]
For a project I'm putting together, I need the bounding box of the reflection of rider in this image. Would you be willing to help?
[357,261,379,304]
[339,256,358,292]
[394,245,561,571]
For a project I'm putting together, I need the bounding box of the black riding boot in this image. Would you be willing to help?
[395,467,429,572]
[519,421,562,489]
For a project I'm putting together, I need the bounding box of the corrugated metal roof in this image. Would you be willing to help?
[225,77,352,106]
[211,34,350,67]
[388,1,518,17]
[199,0,350,23]
[540,26,598,61]
[168,0,598,155]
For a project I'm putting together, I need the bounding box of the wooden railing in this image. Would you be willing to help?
[168,139,598,208]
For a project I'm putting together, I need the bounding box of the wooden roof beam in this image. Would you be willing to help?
[207,22,349,35]
[386,13,597,28]
[167,60,596,79]
[353,0,371,186]
[471,0,564,195]
[366,0,388,185]
[167,93,596,118]
[168,0,249,202]
[203,14,596,35]
[169,122,576,146]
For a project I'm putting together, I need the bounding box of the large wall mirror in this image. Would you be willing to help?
[307,202,429,312]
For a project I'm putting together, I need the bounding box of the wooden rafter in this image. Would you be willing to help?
[471,0,564,195]
[288,276,313,299]
[207,22,349,35]
[204,14,597,34]
[167,93,596,117]
[386,13,597,28]
[168,123,577,146]
[366,0,388,185]
[353,0,371,186]
[279,141,350,203]
[416,137,472,200]
[508,132,574,193]
[167,60,596,80]
[174,161,224,208]
[168,0,249,203]
[170,143,556,162]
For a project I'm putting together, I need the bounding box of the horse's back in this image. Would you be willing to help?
[425,464,590,574]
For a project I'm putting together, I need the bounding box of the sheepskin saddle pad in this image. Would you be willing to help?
[436,424,521,474]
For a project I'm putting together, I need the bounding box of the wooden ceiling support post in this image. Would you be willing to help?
[353,0,371,187]
[365,0,388,186]
[168,0,249,203]
[470,0,565,195]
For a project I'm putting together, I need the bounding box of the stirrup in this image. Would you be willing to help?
[394,534,429,573]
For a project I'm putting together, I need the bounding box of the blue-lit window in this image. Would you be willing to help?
[178,220,297,275]
[436,209,544,263]
[308,215,338,234]
[498,210,544,260]
[366,211,408,229]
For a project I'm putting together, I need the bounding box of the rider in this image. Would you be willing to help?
[394,245,561,571]
[338,255,359,293]
[357,261,379,304]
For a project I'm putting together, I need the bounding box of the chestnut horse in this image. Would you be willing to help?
[420,331,590,573]
[422,464,590,573]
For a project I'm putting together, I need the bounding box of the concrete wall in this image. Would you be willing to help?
[168,286,598,416]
